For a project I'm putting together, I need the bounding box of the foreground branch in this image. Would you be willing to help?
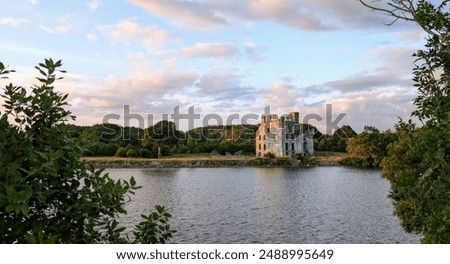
[359,0,449,36]
[358,0,416,25]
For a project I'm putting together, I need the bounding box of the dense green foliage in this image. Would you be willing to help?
[0,60,175,243]
[339,126,397,168]
[184,124,258,155]
[142,120,184,157]
[74,122,259,158]
[361,0,450,243]
[316,125,357,152]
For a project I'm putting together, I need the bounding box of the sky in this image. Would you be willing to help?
[0,0,431,133]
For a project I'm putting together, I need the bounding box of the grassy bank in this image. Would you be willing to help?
[82,152,347,168]
[313,152,349,166]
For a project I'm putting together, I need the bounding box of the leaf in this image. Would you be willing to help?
[423,167,434,178]
[21,203,30,216]
[84,178,91,188]
[20,188,33,201]
[155,205,164,214]
[37,193,47,204]
[5,204,16,213]
[35,66,47,76]
[36,77,47,83]
[151,212,159,219]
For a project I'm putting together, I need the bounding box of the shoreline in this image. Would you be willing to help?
[82,154,347,168]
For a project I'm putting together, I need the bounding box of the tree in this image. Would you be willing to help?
[332,125,357,152]
[142,120,184,156]
[360,1,450,242]
[342,126,396,168]
[0,59,175,243]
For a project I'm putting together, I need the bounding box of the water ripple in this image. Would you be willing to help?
[107,167,421,244]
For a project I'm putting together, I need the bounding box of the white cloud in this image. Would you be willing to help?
[0,17,29,27]
[180,42,240,59]
[196,68,242,94]
[99,19,171,46]
[55,25,72,34]
[129,0,227,29]
[128,0,407,32]
[263,82,302,110]
[244,41,267,62]
[64,64,262,127]
[396,30,427,42]
[110,20,141,42]
[163,58,177,69]
[319,87,417,132]
[193,67,259,114]
[86,33,98,42]
[38,24,73,34]
[82,68,199,110]
[142,26,172,46]
[20,65,200,127]
[38,25,54,33]
[304,44,416,97]
[30,0,40,5]
[89,0,102,11]
[245,0,331,31]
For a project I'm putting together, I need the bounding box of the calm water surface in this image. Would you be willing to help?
[107,167,421,244]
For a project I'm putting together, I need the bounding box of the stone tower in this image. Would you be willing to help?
[255,112,314,157]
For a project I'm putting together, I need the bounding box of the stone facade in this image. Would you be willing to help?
[255,112,314,157]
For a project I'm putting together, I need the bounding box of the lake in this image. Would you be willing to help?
[106,166,421,244]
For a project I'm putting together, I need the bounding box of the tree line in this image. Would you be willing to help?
[71,120,401,169]
[69,122,259,158]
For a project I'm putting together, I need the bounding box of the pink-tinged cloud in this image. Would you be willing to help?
[264,82,302,109]
[99,19,172,46]
[38,24,73,34]
[180,42,240,59]
[128,0,400,31]
[129,0,227,29]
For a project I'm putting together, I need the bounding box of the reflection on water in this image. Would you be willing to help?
[106,167,420,244]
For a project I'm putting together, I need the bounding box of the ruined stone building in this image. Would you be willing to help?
[255,112,314,157]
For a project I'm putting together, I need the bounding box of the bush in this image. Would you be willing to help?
[338,157,374,168]
[291,153,302,160]
[177,145,189,154]
[82,148,96,157]
[0,60,175,243]
[115,147,128,157]
[264,152,276,159]
[139,149,154,158]
[96,143,118,156]
[126,148,139,158]
[302,156,320,166]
